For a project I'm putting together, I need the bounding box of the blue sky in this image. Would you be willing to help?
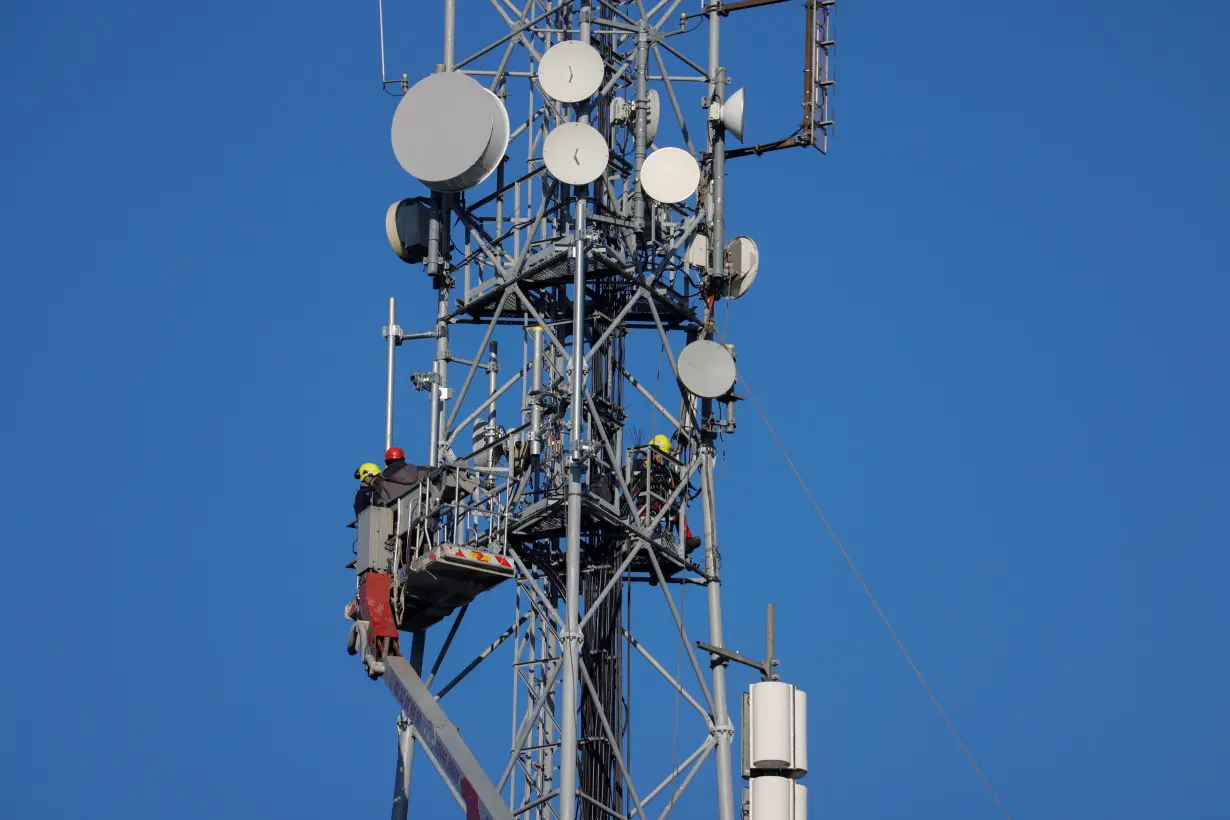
[2,1,1228,818]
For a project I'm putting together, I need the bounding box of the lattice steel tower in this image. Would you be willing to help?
[345,1,833,818]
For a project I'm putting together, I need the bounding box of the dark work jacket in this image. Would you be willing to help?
[375,459,428,504]
[353,483,376,518]
[630,454,675,506]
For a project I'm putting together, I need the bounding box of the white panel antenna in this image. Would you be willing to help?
[686,234,709,269]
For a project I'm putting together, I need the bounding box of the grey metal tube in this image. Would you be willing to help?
[385,297,397,452]
[559,197,587,820]
[391,720,412,820]
[700,452,735,820]
[443,0,456,70]
[435,283,450,466]
[709,70,727,307]
[427,194,445,467]
[530,327,544,455]
[559,0,592,794]
[487,340,499,454]
[633,25,649,233]
[703,21,736,814]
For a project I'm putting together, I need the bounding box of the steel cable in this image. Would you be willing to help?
[738,375,1013,820]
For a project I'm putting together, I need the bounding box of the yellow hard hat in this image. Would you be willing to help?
[355,462,381,481]
[650,434,672,454]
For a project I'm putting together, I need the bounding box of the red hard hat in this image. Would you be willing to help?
[384,446,405,463]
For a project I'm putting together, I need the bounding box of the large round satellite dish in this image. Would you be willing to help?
[678,340,737,398]
[609,90,661,144]
[641,147,700,204]
[725,235,759,299]
[391,72,509,192]
[543,122,610,186]
[538,41,605,103]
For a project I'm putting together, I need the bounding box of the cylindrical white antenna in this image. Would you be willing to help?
[385,297,397,452]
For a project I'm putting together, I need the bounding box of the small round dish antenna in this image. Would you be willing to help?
[543,122,610,186]
[677,340,737,399]
[686,234,709,269]
[391,72,509,192]
[538,41,605,103]
[725,235,759,299]
[641,147,700,204]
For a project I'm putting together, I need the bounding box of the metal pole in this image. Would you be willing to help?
[560,199,587,820]
[701,450,736,820]
[530,327,544,455]
[766,603,777,680]
[391,718,413,820]
[559,4,594,814]
[443,0,456,71]
[385,297,397,452]
[633,24,649,234]
[488,341,499,455]
[709,76,726,302]
[426,194,444,467]
[392,632,427,819]
[702,20,734,813]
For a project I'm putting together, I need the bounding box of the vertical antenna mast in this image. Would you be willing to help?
[351,2,835,818]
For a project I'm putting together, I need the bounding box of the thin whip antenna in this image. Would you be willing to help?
[738,374,1013,820]
[378,0,387,85]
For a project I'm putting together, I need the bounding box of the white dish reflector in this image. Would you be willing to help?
[677,339,736,399]
[538,41,605,103]
[641,147,700,204]
[391,72,509,192]
[543,122,610,186]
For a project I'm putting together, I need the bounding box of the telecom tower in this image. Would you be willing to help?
[345,1,833,818]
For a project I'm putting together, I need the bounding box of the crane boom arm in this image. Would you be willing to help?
[382,655,514,820]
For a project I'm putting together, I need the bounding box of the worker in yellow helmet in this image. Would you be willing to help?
[632,434,701,553]
[353,462,381,517]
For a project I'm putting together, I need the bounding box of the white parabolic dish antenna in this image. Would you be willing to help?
[391,72,509,192]
[543,122,610,186]
[538,40,605,103]
[641,147,700,204]
[677,339,737,398]
[725,235,759,299]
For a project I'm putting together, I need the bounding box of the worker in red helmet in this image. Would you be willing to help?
[375,445,428,504]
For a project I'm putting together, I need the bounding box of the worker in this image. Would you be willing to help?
[631,434,701,552]
[375,446,429,504]
[353,462,381,517]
